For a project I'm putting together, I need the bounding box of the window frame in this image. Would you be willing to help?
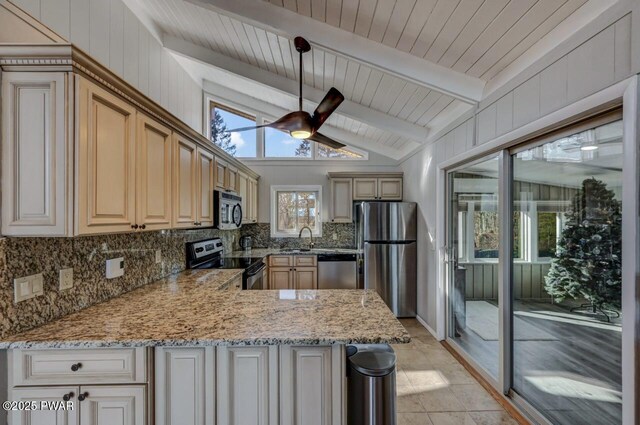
[270,185,323,238]
[209,101,259,158]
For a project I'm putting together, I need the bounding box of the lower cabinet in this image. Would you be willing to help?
[268,256,318,290]
[155,345,344,425]
[9,386,79,425]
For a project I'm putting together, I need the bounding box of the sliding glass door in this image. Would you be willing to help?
[446,116,624,424]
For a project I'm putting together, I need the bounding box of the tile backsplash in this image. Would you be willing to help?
[241,222,355,249]
[0,228,239,338]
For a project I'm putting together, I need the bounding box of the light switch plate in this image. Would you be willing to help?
[14,273,44,303]
[155,250,162,264]
[106,257,124,279]
[59,268,73,290]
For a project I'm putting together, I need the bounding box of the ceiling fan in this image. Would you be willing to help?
[226,36,346,149]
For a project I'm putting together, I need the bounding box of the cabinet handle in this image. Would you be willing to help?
[131,224,139,229]
[62,392,74,401]
[78,392,89,402]
[140,224,146,230]
[70,363,82,372]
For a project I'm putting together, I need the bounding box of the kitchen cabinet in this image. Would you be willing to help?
[172,134,198,228]
[353,178,378,200]
[226,165,239,193]
[353,177,402,200]
[155,347,215,425]
[1,72,71,236]
[238,172,258,224]
[78,386,146,425]
[248,177,258,222]
[215,157,229,191]
[216,346,278,425]
[136,114,173,231]
[76,78,137,235]
[377,178,403,200]
[329,178,353,223]
[268,256,317,289]
[196,148,215,227]
[9,386,79,425]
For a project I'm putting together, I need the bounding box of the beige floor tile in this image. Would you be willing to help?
[398,385,427,413]
[405,369,450,389]
[415,387,465,412]
[437,363,477,385]
[397,368,412,387]
[428,411,477,425]
[398,412,435,425]
[450,384,502,411]
[468,410,519,425]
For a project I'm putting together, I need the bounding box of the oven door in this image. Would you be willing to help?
[244,263,266,290]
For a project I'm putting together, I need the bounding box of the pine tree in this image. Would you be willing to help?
[295,139,311,157]
[544,178,622,311]
[210,110,236,156]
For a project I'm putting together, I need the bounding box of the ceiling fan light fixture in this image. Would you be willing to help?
[291,130,312,139]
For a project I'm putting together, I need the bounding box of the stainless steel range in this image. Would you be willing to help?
[186,238,266,290]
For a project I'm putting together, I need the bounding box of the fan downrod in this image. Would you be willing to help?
[294,36,311,53]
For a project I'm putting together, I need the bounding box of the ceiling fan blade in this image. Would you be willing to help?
[312,87,344,130]
[226,123,271,133]
[307,132,345,150]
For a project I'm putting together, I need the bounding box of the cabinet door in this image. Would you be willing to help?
[77,78,137,234]
[172,134,198,228]
[238,172,249,224]
[269,267,293,290]
[196,148,215,226]
[330,178,353,222]
[136,114,172,231]
[214,157,228,190]
[294,267,317,290]
[249,178,258,222]
[353,178,377,200]
[216,346,278,425]
[155,347,215,425]
[78,386,145,425]
[378,178,403,200]
[9,387,79,425]
[226,166,239,193]
[1,72,70,236]
[280,346,343,425]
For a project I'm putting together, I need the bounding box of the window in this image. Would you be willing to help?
[210,103,257,157]
[270,186,322,237]
[317,144,366,159]
[264,127,312,158]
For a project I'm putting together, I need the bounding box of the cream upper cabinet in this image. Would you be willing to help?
[378,178,403,200]
[1,72,71,236]
[329,178,353,223]
[77,78,137,235]
[238,172,249,224]
[172,134,198,228]
[78,386,146,425]
[136,114,173,231]
[226,165,239,193]
[9,386,80,425]
[196,148,215,227]
[353,178,378,200]
[249,178,258,222]
[214,157,228,190]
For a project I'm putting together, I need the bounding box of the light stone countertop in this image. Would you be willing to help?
[0,269,409,349]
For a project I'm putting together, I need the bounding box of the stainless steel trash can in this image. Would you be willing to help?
[346,344,397,425]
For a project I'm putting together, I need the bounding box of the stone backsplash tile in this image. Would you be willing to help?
[241,222,355,249]
[0,228,240,338]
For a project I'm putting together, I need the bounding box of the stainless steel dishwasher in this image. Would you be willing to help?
[317,253,358,289]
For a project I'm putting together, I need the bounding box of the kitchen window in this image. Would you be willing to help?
[264,127,312,158]
[270,185,322,237]
[209,102,257,157]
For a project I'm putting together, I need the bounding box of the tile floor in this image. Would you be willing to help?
[392,319,520,425]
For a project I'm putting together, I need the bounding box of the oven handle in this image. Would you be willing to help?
[246,263,266,277]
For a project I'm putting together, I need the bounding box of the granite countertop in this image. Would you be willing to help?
[0,269,409,349]
[226,248,361,258]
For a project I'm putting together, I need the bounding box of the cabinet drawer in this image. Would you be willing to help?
[294,256,317,267]
[11,348,146,386]
[269,255,292,267]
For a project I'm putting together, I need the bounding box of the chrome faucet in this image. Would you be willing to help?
[298,226,315,250]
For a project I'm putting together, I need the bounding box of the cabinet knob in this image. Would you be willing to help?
[140,224,146,230]
[70,363,82,372]
[131,224,139,229]
[62,392,74,401]
[78,392,89,402]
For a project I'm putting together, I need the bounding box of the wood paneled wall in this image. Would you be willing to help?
[460,262,552,301]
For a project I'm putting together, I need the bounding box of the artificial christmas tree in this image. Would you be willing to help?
[544,177,622,321]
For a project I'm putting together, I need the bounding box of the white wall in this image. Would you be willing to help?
[401,6,639,332]
[12,0,202,132]
[245,157,400,223]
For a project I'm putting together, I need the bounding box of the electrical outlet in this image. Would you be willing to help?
[14,273,44,303]
[106,257,125,279]
[155,249,162,264]
[332,233,338,240]
[59,268,73,290]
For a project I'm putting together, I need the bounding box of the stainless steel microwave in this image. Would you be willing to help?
[214,190,242,230]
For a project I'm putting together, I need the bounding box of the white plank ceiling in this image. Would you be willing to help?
[126,0,610,159]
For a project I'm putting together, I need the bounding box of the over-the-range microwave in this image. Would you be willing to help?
[214,190,242,230]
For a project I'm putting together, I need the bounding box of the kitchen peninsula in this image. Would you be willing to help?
[1,269,409,425]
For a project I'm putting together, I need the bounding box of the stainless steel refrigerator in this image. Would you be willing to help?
[355,202,417,317]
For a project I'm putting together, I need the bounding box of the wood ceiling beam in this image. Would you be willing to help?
[184,0,485,103]
[165,35,430,143]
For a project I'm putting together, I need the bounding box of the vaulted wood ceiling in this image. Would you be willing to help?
[127,0,613,160]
